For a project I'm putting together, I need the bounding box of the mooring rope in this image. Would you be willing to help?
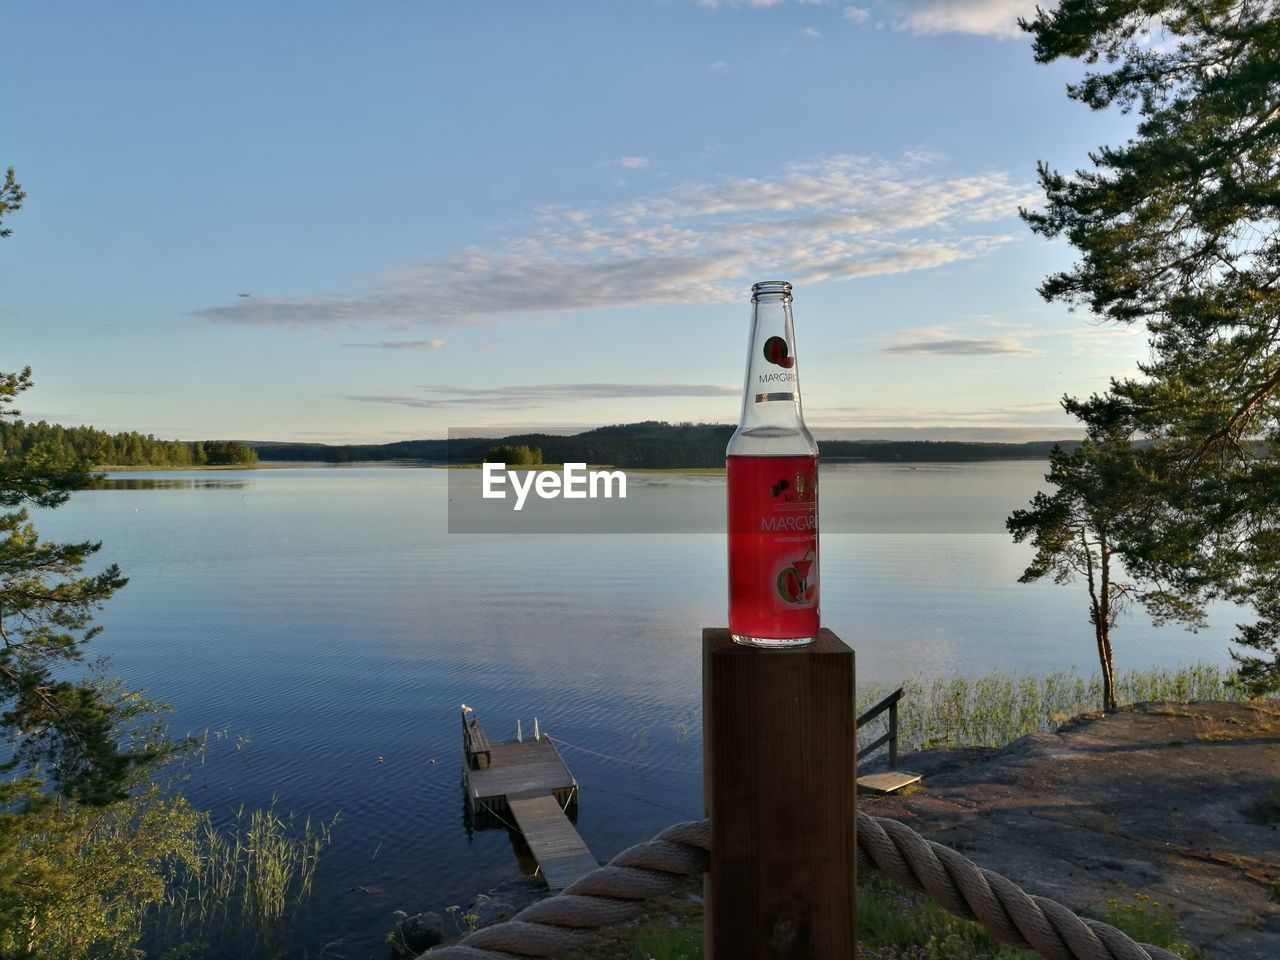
[543,733,701,775]
[421,813,1184,960]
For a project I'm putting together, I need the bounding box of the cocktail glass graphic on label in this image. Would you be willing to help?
[791,551,814,588]
[775,548,817,603]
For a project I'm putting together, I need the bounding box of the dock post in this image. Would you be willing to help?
[703,627,857,959]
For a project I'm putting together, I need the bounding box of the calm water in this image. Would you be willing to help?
[33,462,1240,956]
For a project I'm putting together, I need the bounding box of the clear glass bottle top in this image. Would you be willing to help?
[726,280,818,457]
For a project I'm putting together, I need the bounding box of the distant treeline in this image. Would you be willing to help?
[0,420,258,467]
[253,421,1078,468]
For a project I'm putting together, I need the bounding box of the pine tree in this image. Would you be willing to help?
[0,368,160,805]
[1022,0,1280,693]
[0,167,23,239]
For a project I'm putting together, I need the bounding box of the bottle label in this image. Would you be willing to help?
[757,336,797,396]
[726,454,819,640]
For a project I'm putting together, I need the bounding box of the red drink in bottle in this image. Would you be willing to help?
[727,453,819,641]
[726,281,820,646]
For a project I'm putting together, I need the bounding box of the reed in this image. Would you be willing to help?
[857,663,1260,756]
[147,797,337,957]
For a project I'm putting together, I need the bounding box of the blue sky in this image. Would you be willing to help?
[4,1,1147,443]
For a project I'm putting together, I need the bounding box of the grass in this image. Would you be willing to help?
[857,873,1034,960]
[624,881,1198,960]
[620,876,1036,960]
[630,921,704,959]
[856,662,1260,756]
[146,798,338,958]
[1103,893,1198,958]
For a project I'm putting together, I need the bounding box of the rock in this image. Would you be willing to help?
[465,876,546,928]
[862,701,1280,960]
[389,911,443,959]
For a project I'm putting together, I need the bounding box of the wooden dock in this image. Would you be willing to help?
[465,737,579,819]
[460,706,597,891]
[507,794,598,891]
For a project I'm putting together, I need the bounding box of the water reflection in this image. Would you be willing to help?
[89,477,249,490]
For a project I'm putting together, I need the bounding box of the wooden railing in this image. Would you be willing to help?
[855,687,904,769]
[461,706,491,769]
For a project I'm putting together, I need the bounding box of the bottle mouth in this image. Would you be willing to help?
[751,280,792,301]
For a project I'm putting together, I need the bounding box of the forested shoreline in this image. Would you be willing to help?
[0,419,258,467]
[0,419,1075,470]
[252,421,1078,467]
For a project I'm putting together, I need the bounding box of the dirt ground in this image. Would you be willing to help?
[863,700,1280,960]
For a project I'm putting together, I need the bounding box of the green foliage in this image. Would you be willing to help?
[443,904,481,937]
[200,440,258,466]
[858,873,1034,960]
[1007,427,1205,711]
[613,878,1193,960]
[0,369,161,805]
[0,166,23,239]
[0,780,202,959]
[1021,2,1280,693]
[629,922,703,960]
[0,366,203,956]
[0,417,258,469]
[484,444,542,466]
[857,663,1256,755]
[146,799,337,957]
[1103,893,1196,958]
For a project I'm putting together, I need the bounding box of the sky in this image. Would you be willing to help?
[4,0,1151,443]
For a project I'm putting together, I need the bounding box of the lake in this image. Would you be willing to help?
[32,461,1242,956]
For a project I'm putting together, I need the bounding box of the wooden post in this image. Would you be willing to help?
[703,627,857,959]
[888,699,898,770]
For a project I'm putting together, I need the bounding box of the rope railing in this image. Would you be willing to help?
[422,812,1184,960]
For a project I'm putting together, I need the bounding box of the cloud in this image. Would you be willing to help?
[696,0,786,8]
[707,60,733,73]
[879,324,1037,355]
[342,339,446,350]
[814,424,1077,441]
[883,1,1038,39]
[842,6,871,23]
[618,156,651,169]
[342,382,739,410]
[194,154,1034,330]
[882,336,1035,356]
[799,26,822,37]
[817,400,1067,427]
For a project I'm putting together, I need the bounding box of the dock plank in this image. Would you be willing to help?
[509,794,598,891]
[857,770,922,795]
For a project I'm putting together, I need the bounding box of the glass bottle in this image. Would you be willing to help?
[726,280,820,646]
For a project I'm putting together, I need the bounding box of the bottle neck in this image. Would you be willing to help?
[728,290,816,457]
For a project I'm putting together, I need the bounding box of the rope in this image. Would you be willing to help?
[421,813,1185,960]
